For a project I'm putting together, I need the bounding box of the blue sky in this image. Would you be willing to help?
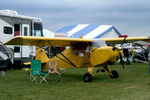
[0,0,150,36]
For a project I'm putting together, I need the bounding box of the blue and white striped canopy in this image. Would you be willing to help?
[56,24,122,38]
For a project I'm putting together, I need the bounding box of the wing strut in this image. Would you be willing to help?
[48,42,77,68]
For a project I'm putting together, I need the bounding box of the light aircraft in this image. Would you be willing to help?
[4,36,150,82]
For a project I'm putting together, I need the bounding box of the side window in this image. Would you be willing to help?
[4,27,12,34]
[14,47,20,53]
[33,23,43,36]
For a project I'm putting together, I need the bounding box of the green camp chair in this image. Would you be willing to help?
[30,60,49,84]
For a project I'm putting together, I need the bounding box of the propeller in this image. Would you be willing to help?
[116,36,127,69]
[119,36,128,69]
[120,36,127,47]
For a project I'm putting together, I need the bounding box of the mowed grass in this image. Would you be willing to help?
[0,63,150,100]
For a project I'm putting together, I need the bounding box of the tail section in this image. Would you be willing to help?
[35,47,49,63]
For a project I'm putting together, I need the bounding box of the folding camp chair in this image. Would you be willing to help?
[48,61,61,82]
[30,60,49,84]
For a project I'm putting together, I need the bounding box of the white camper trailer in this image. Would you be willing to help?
[0,10,43,67]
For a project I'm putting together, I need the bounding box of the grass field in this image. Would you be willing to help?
[0,63,150,100]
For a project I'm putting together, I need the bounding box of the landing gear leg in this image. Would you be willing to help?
[84,67,103,82]
[103,64,119,78]
[88,67,93,75]
[83,67,94,82]
[110,70,119,78]
[103,64,112,76]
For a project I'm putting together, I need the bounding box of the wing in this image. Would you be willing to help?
[4,36,150,46]
[103,37,150,45]
[4,36,92,46]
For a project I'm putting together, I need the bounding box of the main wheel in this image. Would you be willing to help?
[83,73,93,82]
[110,70,119,78]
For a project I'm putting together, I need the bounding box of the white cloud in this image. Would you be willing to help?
[0,0,150,36]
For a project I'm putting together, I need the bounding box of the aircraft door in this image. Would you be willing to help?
[21,24,30,58]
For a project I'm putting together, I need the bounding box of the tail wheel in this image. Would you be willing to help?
[83,73,93,82]
[110,70,119,78]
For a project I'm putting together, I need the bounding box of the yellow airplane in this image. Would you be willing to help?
[4,36,150,82]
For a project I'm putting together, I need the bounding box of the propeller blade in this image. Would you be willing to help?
[119,52,124,69]
[120,36,127,47]
[117,36,127,69]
